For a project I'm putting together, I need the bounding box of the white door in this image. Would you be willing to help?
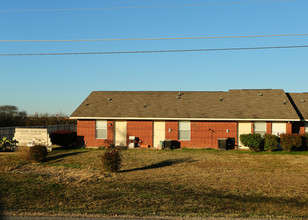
[153,121,165,148]
[305,122,308,133]
[272,122,286,136]
[238,122,251,148]
[114,121,127,146]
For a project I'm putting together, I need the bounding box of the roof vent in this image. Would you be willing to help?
[283,100,287,105]
[300,99,305,103]
[219,97,223,101]
[107,98,112,101]
[258,93,263,96]
[85,103,90,106]
[176,92,184,99]
[143,103,149,108]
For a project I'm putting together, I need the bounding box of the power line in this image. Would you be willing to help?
[1,45,307,56]
[0,0,294,12]
[1,33,307,43]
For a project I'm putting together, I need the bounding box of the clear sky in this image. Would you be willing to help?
[0,0,307,116]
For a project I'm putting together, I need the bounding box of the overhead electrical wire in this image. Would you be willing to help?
[1,45,307,56]
[1,33,307,43]
[0,0,294,12]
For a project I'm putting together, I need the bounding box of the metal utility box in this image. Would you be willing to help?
[226,138,235,150]
[163,140,180,149]
[218,138,227,150]
[218,138,235,150]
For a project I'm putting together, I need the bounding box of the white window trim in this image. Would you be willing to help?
[179,121,191,141]
[96,120,107,139]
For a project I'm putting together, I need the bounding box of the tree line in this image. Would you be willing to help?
[0,105,76,127]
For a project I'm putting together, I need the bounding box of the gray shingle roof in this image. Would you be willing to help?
[288,93,308,120]
[70,89,300,120]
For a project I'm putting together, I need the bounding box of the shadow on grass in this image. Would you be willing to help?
[121,181,307,217]
[120,157,196,173]
[45,151,87,162]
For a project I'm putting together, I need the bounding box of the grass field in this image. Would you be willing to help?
[0,148,307,218]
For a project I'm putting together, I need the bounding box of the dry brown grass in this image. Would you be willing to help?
[0,148,307,218]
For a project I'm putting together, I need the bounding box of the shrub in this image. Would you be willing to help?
[19,145,48,162]
[240,134,264,151]
[108,143,128,150]
[0,137,18,152]
[263,134,279,151]
[99,150,122,172]
[50,130,77,148]
[301,133,308,151]
[280,134,302,151]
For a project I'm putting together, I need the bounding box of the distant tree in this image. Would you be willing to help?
[0,105,27,127]
[0,105,18,115]
[0,105,76,127]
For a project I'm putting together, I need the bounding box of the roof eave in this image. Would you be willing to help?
[69,116,301,121]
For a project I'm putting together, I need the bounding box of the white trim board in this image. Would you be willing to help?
[70,117,300,121]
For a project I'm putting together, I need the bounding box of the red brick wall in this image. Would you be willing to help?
[165,121,179,140]
[77,119,114,147]
[127,121,153,148]
[78,120,236,148]
[266,122,272,134]
[300,123,306,134]
[286,122,292,134]
[166,121,237,148]
[251,122,254,134]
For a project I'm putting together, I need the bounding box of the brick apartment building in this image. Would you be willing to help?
[70,89,308,149]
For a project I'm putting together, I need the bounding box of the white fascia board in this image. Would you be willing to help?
[70,117,301,121]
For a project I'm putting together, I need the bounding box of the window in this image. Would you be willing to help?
[305,122,308,133]
[179,121,190,140]
[96,120,107,139]
[254,122,266,136]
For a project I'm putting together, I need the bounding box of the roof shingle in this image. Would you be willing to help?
[288,93,308,120]
[70,89,299,120]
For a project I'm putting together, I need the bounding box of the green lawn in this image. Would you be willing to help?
[0,148,307,218]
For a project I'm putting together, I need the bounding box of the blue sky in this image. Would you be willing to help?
[0,0,307,116]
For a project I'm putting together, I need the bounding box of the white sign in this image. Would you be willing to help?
[14,128,52,147]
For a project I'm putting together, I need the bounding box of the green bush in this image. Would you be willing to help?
[280,134,302,151]
[99,150,122,172]
[19,145,48,162]
[240,134,264,151]
[263,134,279,151]
[301,133,308,151]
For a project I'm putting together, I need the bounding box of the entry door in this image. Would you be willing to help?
[238,122,251,148]
[272,122,286,136]
[114,121,127,146]
[153,121,165,148]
